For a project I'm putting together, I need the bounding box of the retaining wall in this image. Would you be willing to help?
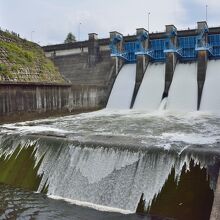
[0,82,107,123]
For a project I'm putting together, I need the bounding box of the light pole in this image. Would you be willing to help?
[31,31,35,41]
[206,5,208,22]
[78,22,82,41]
[148,12,150,33]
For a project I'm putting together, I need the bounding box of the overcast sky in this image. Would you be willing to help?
[1,0,220,46]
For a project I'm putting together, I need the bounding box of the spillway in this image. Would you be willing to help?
[107,64,136,109]
[0,111,220,214]
[200,60,220,112]
[133,63,165,110]
[166,62,198,111]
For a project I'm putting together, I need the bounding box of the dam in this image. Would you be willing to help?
[0,21,220,220]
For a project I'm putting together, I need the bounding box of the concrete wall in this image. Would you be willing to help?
[44,36,117,113]
[42,23,220,114]
[0,83,107,123]
[51,50,115,86]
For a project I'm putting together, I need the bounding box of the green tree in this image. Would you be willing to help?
[64,32,76,43]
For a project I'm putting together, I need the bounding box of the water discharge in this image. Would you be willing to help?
[107,64,136,109]
[200,60,220,112]
[1,60,220,215]
[0,110,220,214]
[133,63,165,110]
[166,62,198,111]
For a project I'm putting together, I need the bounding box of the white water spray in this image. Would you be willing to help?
[200,60,220,112]
[107,64,136,109]
[166,62,198,111]
[133,63,165,110]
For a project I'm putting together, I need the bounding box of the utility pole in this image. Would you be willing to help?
[206,5,208,22]
[148,12,150,33]
[78,22,82,41]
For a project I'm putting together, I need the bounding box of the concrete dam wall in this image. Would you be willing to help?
[43,21,220,114]
[1,22,220,220]
[44,33,116,92]
[0,82,106,123]
[2,21,220,121]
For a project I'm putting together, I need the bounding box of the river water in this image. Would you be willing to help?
[0,183,162,220]
[0,109,220,218]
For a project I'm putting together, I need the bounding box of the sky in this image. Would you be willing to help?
[0,0,220,46]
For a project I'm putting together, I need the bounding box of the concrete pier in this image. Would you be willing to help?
[163,25,177,98]
[110,31,124,75]
[196,21,209,110]
[88,33,100,66]
[197,50,208,109]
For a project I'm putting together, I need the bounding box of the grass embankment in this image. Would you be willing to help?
[0,30,64,82]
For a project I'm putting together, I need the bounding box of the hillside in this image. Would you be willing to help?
[0,30,65,83]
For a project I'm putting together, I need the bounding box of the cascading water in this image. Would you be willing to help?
[133,63,165,110]
[166,62,198,111]
[200,60,220,112]
[0,111,220,214]
[0,60,220,218]
[158,97,167,111]
[107,64,136,109]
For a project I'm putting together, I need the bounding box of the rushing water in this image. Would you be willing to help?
[133,63,165,110]
[0,109,220,216]
[0,183,159,220]
[166,62,198,111]
[200,60,220,111]
[107,64,136,109]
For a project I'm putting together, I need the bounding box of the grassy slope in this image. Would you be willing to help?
[0,30,65,83]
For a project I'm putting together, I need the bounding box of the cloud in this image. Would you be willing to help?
[1,0,220,45]
[178,0,220,28]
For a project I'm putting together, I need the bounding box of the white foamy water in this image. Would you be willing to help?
[166,62,198,111]
[35,143,209,212]
[0,110,220,213]
[107,64,136,109]
[49,192,133,214]
[158,97,168,111]
[133,63,165,110]
[200,60,220,112]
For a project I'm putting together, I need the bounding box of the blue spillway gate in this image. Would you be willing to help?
[110,33,220,63]
[178,36,197,60]
[124,41,140,63]
[209,34,220,58]
[150,39,166,61]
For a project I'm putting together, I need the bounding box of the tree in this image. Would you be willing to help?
[64,32,76,43]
